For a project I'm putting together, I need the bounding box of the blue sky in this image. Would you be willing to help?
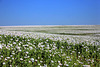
[0,0,100,26]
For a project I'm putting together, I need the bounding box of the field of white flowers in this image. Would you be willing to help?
[0,25,100,67]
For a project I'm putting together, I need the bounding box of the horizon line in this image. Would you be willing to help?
[0,25,99,27]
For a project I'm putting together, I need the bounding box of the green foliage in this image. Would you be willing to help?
[0,34,99,67]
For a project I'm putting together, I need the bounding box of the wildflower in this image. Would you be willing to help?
[0,44,2,49]
[29,46,33,50]
[74,63,77,65]
[10,55,13,57]
[79,61,83,64]
[38,57,40,59]
[1,56,3,58]
[72,51,75,53]
[66,56,70,58]
[49,50,52,53]
[5,58,7,61]
[78,52,80,54]
[51,60,54,63]
[65,64,69,66]
[35,59,37,62]
[10,65,12,67]
[30,58,34,62]
[29,61,31,63]
[17,47,20,50]
[58,65,60,67]
[38,63,40,65]
[44,64,47,67]
[9,60,12,62]
[19,43,21,45]
[12,58,14,60]
[40,61,43,63]
[59,63,62,66]
[12,52,15,55]
[23,45,28,47]
[19,49,22,52]
[26,51,29,54]
[58,61,60,63]
[83,65,90,67]
[3,62,5,65]
[20,58,23,61]
[13,42,16,44]
[46,46,49,49]
[78,56,81,58]
[7,57,10,59]
[91,59,94,63]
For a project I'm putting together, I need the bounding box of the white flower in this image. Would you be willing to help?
[78,56,81,58]
[83,65,90,67]
[1,56,3,58]
[35,59,37,61]
[74,63,77,65]
[40,61,43,63]
[19,43,21,45]
[20,58,23,60]
[91,59,94,63]
[38,57,40,59]
[23,45,28,47]
[29,61,31,63]
[5,58,7,61]
[62,53,66,56]
[66,56,70,58]
[12,58,14,60]
[72,51,75,53]
[58,61,60,63]
[7,57,10,59]
[10,65,12,67]
[13,42,16,44]
[9,60,12,62]
[17,47,20,50]
[41,45,45,48]
[10,55,13,57]
[59,63,62,66]
[51,60,54,63]
[78,52,80,54]
[19,49,22,52]
[30,58,34,62]
[49,50,52,53]
[3,62,5,65]
[38,63,40,65]
[29,46,33,50]
[0,44,2,49]
[46,46,49,49]
[65,64,69,66]
[58,65,60,67]
[12,52,15,55]
[44,64,47,67]
[26,51,29,54]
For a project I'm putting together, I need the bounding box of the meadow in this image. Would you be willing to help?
[0,25,100,67]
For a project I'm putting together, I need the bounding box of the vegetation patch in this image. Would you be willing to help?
[54,33,100,36]
[0,34,100,67]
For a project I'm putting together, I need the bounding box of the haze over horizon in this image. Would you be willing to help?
[0,0,100,26]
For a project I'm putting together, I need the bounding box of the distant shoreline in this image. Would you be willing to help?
[0,25,99,27]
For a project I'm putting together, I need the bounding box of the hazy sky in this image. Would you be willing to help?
[0,0,100,26]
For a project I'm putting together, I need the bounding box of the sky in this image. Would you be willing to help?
[0,0,100,26]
